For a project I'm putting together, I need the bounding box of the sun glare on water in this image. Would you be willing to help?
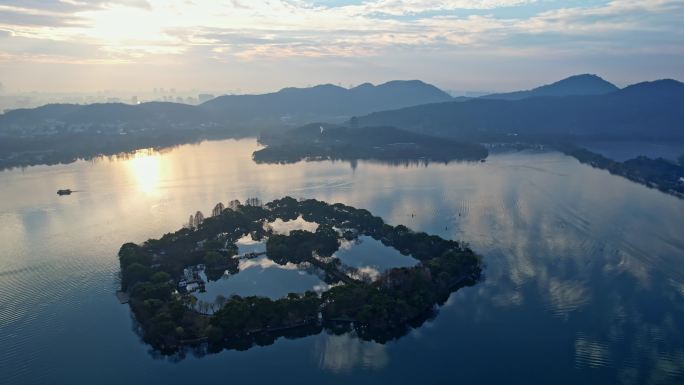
[127,149,162,195]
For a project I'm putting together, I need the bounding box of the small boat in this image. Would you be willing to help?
[57,189,73,196]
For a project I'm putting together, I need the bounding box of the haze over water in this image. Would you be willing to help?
[1,139,684,385]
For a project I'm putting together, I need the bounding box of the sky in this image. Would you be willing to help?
[0,0,683,94]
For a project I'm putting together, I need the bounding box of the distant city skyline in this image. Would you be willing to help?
[0,0,683,93]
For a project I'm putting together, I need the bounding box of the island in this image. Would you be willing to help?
[559,145,684,199]
[118,197,482,355]
[253,124,488,164]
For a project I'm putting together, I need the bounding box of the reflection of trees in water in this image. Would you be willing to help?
[152,324,393,368]
[254,155,480,170]
[139,311,438,363]
[315,333,389,373]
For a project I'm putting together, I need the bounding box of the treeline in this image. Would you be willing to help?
[559,145,684,198]
[321,249,480,342]
[0,125,255,171]
[252,124,488,164]
[118,197,482,355]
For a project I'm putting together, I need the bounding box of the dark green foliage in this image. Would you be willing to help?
[319,252,481,343]
[560,146,684,198]
[210,292,320,337]
[122,263,151,291]
[203,240,223,251]
[118,197,483,354]
[266,225,340,265]
[203,251,223,267]
[119,243,151,270]
[131,281,173,302]
[151,271,171,283]
[253,125,488,164]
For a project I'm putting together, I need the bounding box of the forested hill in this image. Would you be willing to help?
[353,79,684,141]
[200,80,453,126]
[481,74,618,100]
[0,80,452,136]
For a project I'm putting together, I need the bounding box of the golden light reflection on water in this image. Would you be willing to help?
[126,149,162,195]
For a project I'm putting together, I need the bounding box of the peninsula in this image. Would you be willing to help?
[253,124,488,164]
[559,146,684,199]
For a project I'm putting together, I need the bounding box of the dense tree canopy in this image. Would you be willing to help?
[118,197,482,355]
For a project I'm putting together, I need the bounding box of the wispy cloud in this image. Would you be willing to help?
[0,0,682,91]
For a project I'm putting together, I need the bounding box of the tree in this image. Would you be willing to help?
[194,211,205,227]
[206,325,224,344]
[118,243,151,269]
[246,197,262,207]
[212,202,225,217]
[204,251,223,267]
[215,294,228,309]
[151,271,171,283]
[122,263,151,290]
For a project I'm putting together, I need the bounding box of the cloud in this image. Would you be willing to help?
[0,8,86,27]
[337,0,539,16]
[1,0,682,62]
[0,0,682,91]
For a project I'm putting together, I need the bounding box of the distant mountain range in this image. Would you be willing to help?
[0,80,452,136]
[481,74,619,100]
[2,74,683,170]
[0,101,211,136]
[0,75,629,137]
[201,80,452,126]
[354,78,684,141]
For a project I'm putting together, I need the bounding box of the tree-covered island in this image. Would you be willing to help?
[253,124,488,164]
[118,197,482,355]
[559,146,684,199]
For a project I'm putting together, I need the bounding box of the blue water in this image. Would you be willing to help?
[194,256,327,303]
[1,139,684,384]
[334,236,417,279]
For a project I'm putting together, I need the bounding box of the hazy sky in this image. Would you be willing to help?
[0,0,683,94]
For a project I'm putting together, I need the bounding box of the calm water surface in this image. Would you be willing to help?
[1,139,684,385]
[334,236,418,278]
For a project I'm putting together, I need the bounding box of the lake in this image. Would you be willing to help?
[1,139,684,385]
